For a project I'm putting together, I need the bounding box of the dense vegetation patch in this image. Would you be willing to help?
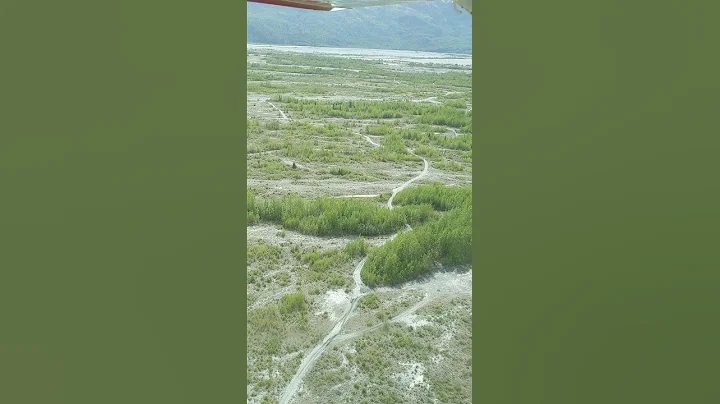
[362,184,472,286]
[358,293,380,310]
[247,189,437,237]
[270,96,472,130]
[365,123,472,147]
[345,236,368,258]
[280,292,307,316]
[392,182,472,211]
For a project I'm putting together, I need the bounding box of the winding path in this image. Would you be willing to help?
[278,258,368,404]
[277,137,430,404]
[331,297,432,346]
[268,101,290,121]
[387,157,428,209]
[362,135,381,147]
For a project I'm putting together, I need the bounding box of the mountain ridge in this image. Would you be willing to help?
[247,2,472,54]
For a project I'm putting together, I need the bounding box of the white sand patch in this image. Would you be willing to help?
[396,314,433,329]
[333,194,379,198]
[318,289,351,322]
[439,329,455,349]
[247,224,392,250]
[272,351,302,363]
[392,362,430,390]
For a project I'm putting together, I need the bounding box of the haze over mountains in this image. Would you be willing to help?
[247,1,472,54]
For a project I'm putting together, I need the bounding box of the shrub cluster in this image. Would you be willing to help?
[391,182,472,211]
[365,123,472,149]
[362,184,471,286]
[246,190,436,236]
[279,292,307,316]
[270,96,472,129]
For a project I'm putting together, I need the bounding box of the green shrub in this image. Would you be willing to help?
[392,183,471,211]
[359,294,380,309]
[362,185,472,286]
[247,191,421,236]
[345,236,368,258]
[280,292,306,316]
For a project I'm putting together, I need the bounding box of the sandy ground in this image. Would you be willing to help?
[248,44,472,66]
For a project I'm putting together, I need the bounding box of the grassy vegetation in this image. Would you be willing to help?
[370,132,422,162]
[246,241,295,288]
[433,159,466,172]
[247,191,259,225]
[246,157,304,181]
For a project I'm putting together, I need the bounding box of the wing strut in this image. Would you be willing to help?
[248,0,333,11]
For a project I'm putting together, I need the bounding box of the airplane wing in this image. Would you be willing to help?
[248,0,472,15]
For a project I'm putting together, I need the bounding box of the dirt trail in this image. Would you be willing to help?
[362,135,381,147]
[387,157,429,209]
[279,259,367,404]
[332,270,472,346]
[331,296,432,346]
[247,149,280,156]
[278,137,431,404]
[412,96,441,104]
[267,101,290,121]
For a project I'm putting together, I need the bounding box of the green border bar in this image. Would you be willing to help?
[475,2,720,403]
[2,2,246,403]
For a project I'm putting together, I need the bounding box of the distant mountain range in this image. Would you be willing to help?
[247,1,472,54]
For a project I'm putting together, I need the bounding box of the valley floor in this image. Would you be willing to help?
[247,45,472,404]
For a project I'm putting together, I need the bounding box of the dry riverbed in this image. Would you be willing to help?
[247,44,472,404]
